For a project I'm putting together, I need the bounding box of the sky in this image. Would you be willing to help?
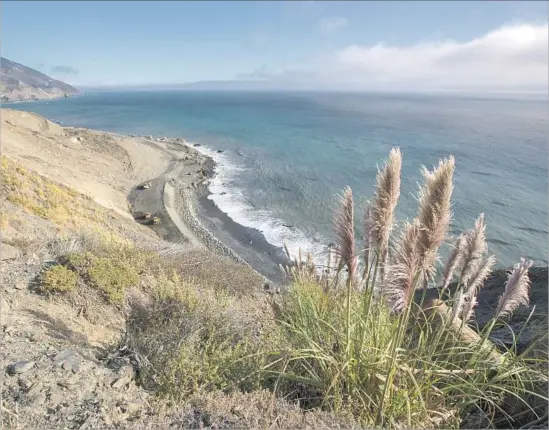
[2,1,548,92]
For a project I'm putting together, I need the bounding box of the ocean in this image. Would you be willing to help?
[9,91,548,268]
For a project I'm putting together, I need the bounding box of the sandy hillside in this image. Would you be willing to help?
[1,109,172,219]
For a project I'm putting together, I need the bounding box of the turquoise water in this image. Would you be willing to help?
[10,91,548,267]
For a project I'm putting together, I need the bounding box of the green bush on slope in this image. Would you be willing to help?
[61,245,147,304]
[40,265,79,293]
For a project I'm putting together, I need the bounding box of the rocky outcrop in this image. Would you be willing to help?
[1,58,79,103]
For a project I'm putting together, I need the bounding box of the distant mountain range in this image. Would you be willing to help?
[1,57,79,103]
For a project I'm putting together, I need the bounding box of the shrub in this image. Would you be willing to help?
[87,256,139,303]
[40,265,78,293]
[63,247,141,304]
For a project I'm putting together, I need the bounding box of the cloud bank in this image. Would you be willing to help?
[245,23,548,93]
[334,23,548,91]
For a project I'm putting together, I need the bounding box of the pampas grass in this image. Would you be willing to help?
[415,156,455,283]
[333,186,357,283]
[371,148,402,279]
[384,219,422,313]
[462,295,478,324]
[460,214,488,286]
[442,234,466,294]
[450,287,466,325]
[465,254,496,299]
[271,149,545,429]
[449,254,497,323]
[495,258,533,320]
[362,203,373,280]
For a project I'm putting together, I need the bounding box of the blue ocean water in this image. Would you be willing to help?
[10,91,548,268]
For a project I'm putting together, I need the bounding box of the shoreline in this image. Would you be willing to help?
[197,192,289,285]
[124,134,290,286]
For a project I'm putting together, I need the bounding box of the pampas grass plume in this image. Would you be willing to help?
[495,258,533,320]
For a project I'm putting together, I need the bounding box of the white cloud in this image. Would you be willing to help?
[333,23,548,91]
[318,17,348,34]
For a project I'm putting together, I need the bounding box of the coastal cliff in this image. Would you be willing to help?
[1,58,79,103]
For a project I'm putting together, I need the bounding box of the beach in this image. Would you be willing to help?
[13,91,548,269]
[125,134,291,284]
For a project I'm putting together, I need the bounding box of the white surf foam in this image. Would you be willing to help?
[191,143,330,263]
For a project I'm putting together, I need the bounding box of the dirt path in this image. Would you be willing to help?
[163,179,204,249]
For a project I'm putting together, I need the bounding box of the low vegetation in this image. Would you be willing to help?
[61,251,139,304]
[127,269,269,398]
[40,264,79,293]
[6,149,547,428]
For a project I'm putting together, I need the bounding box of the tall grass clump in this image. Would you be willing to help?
[269,149,547,428]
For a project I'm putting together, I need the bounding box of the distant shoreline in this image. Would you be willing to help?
[1,92,79,105]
